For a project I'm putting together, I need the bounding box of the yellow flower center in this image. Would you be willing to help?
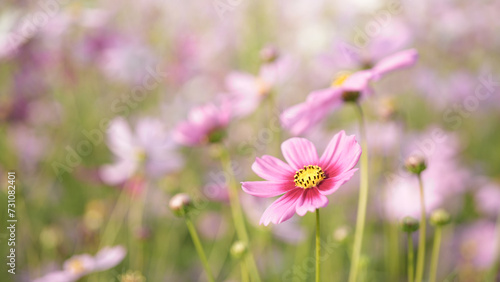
[294,165,326,189]
[135,149,147,162]
[331,72,352,87]
[255,77,271,96]
[68,259,86,274]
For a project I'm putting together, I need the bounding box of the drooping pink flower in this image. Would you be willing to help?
[281,49,418,136]
[33,246,126,282]
[100,117,183,185]
[280,70,372,136]
[174,102,231,146]
[241,131,361,225]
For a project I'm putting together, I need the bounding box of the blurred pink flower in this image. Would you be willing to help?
[225,55,293,117]
[383,128,470,220]
[174,102,231,146]
[33,246,126,282]
[475,182,500,217]
[281,49,418,135]
[241,131,360,225]
[457,221,498,269]
[100,117,183,185]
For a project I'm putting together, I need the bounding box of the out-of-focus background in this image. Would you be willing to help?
[1,0,499,281]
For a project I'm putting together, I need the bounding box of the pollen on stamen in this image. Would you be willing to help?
[293,165,326,189]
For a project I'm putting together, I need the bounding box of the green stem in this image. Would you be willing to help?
[429,227,442,282]
[241,260,250,282]
[407,233,415,282]
[185,217,215,282]
[219,146,262,282]
[99,188,128,248]
[348,103,369,282]
[316,209,321,282]
[415,174,427,282]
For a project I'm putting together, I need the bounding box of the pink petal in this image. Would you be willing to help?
[295,188,329,216]
[241,180,296,198]
[107,117,136,159]
[319,131,361,177]
[260,189,303,225]
[135,118,165,148]
[225,71,258,97]
[317,168,358,195]
[281,88,343,136]
[33,271,78,282]
[341,70,373,91]
[99,160,137,185]
[371,48,418,80]
[94,246,127,271]
[281,138,319,170]
[174,122,206,146]
[251,155,295,180]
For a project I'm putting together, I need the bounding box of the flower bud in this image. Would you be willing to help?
[259,46,279,63]
[430,209,451,227]
[333,226,351,243]
[401,216,420,233]
[405,155,427,175]
[169,193,193,217]
[230,241,248,259]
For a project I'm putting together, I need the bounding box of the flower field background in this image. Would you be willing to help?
[0,0,499,281]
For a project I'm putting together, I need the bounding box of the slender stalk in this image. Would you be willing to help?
[99,188,128,248]
[429,227,442,282]
[348,103,369,282]
[241,260,250,282]
[185,217,215,282]
[407,233,415,282]
[415,174,427,282]
[316,209,321,282]
[218,146,262,282]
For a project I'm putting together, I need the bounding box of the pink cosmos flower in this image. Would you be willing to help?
[174,102,231,146]
[100,117,183,185]
[33,246,126,282]
[281,49,418,136]
[241,131,361,225]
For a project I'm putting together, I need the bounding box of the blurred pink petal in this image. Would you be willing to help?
[371,48,419,80]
